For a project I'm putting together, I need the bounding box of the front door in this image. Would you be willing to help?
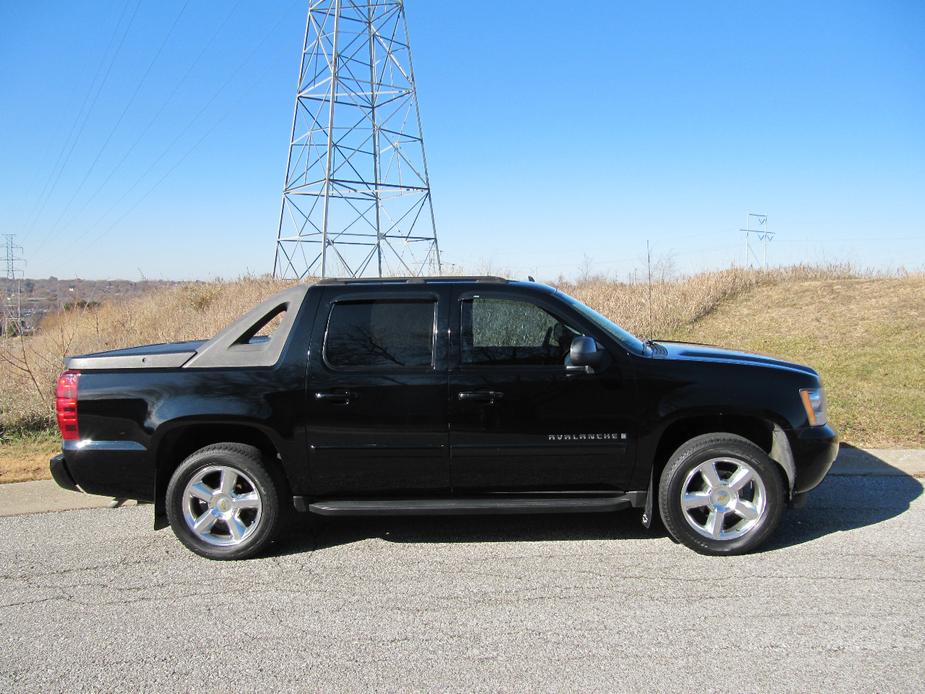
[305,287,449,497]
[448,289,636,493]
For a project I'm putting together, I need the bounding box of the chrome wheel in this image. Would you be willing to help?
[680,457,767,541]
[181,465,263,547]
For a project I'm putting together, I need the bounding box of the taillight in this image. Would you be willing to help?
[55,370,80,441]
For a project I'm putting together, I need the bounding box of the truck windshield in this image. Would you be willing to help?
[555,290,646,355]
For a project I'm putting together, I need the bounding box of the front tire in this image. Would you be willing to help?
[658,433,785,556]
[166,443,283,560]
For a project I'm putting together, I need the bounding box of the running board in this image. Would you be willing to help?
[294,493,645,516]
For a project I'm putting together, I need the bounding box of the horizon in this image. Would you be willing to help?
[13,260,921,288]
[2,1,923,280]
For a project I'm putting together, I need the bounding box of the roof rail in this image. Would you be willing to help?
[316,275,507,286]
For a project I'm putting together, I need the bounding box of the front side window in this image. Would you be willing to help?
[461,297,580,366]
[324,300,435,369]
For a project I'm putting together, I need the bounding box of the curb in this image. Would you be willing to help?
[829,447,925,478]
[0,480,141,517]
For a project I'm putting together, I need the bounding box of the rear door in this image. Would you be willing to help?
[305,285,449,497]
[448,287,637,493]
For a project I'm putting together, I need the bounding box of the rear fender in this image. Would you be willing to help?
[151,418,289,529]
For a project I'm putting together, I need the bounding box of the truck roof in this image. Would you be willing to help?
[316,275,509,286]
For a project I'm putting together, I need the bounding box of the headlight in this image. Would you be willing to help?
[800,388,827,427]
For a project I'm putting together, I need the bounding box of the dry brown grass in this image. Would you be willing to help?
[0,276,294,437]
[558,264,860,338]
[0,430,58,483]
[1,265,921,484]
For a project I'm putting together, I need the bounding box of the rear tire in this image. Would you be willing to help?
[658,433,785,556]
[166,443,283,560]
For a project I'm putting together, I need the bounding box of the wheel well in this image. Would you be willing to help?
[652,415,774,482]
[153,424,284,526]
[644,415,790,528]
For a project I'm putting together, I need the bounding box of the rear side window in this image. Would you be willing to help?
[324,300,435,369]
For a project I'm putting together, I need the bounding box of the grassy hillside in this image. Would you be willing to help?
[1,266,921,482]
[669,276,925,447]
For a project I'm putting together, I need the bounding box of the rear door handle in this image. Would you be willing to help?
[458,390,504,404]
[315,391,353,404]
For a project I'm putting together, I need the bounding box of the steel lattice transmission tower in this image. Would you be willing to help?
[740,213,773,269]
[273,0,442,279]
[1,234,25,337]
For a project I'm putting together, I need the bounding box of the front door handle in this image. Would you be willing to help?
[458,390,504,405]
[315,391,353,405]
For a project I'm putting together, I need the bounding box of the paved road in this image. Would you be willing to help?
[1,472,923,692]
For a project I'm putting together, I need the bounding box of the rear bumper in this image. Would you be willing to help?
[49,453,80,492]
[59,439,154,501]
[789,424,839,494]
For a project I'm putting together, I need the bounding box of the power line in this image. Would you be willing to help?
[775,235,924,243]
[34,0,244,253]
[30,0,191,256]
[20,0,142,244]
[18,0,134,240]
[76,4,299,250]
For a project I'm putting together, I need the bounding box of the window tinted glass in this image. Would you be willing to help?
[325,300,435,369]
[462,297,579,366]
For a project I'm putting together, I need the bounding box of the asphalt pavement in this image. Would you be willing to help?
[1,467,923,692]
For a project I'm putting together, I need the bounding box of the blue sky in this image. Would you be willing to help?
[1,1,923,280]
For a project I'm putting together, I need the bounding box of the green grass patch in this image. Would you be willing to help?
[0,428,59,484]
[671,277,925,447]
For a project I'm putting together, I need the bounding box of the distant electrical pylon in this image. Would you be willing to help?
[1,234,25,336]
[740,213,773,269]
[273,0,442,279]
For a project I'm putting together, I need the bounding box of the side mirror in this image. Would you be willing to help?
[569,335,605,370]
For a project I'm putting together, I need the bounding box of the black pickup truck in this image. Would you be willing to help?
[50,276,837,559]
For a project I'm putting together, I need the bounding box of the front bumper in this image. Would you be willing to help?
[49,453,80,492]
[789,423,839,494]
